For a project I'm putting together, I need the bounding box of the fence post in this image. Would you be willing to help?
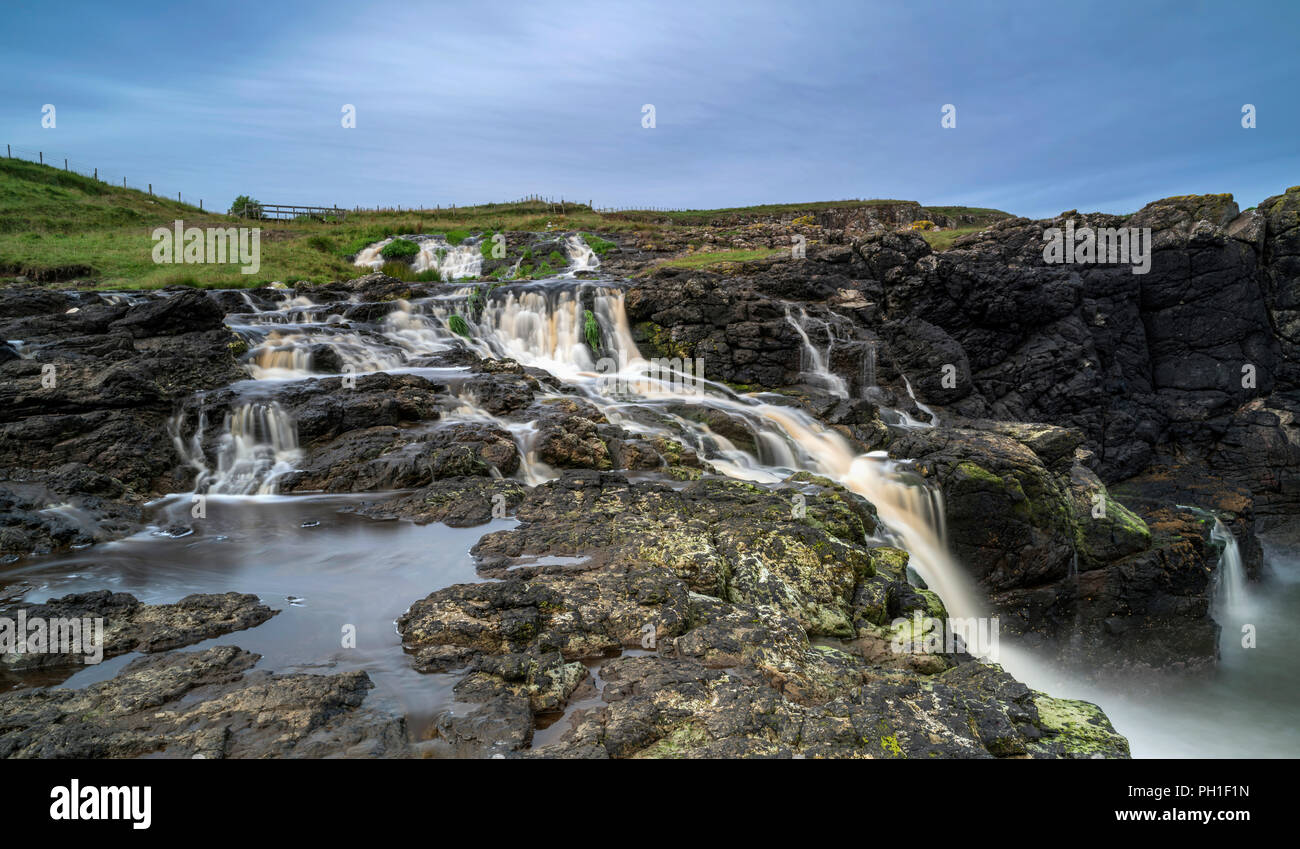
[94,168,97,180]
[39,151,43,163]
[199,199,203,211]
[149,184,152,196]
[5,144,9,158]
[64,158,68,170]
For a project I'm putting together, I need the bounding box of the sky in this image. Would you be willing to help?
[1,0,1296,219]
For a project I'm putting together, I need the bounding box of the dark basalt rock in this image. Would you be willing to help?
[0,290,246,558]
[0,590,277,680]
[0,646,408,758]
[395,472,1127,758]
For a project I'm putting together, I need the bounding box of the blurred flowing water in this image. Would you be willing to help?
[4,241,1294,756]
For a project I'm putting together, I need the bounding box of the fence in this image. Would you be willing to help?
[4,142,211,210]
[237,203,347,222]
[4,145,699,218]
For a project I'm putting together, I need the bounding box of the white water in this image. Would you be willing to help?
[353,235,483,279]
[1212,518,1248,618]
[786,306,849,399]
[562,234,600,274]
[989,520,1293,758]
[203,276,989,641]
[172,401,302,495]
[354,232,598,280]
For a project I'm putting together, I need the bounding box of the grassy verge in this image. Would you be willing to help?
[0,157,1013,287]
[649,247,786,271]
[920,226,987,251]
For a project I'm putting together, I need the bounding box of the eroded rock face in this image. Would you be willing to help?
[616,189,1300,678]
[0,289,245,558]
[858,197,1295,504]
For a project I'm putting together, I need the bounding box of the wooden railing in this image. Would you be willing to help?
[238,203,347,222]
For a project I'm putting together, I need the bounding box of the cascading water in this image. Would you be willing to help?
[786,306,849,399]
[353,238,392,269]
[861,341,877,395]
[353,235,483,279]
[200,273,988,652]
[173,401,302,496]
[412,238,483,279]
[1211,518,1248,618]
[563,234,600,274]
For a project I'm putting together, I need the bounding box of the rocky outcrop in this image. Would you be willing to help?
[395,470,1128,758]
[0,646,407,758]
[0,590,277,680]
[619,189,1300,677]
[0,289,246,558]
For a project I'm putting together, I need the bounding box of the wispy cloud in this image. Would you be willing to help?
[1,0,1295,217]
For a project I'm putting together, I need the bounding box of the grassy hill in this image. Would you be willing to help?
[0,157,1013,288]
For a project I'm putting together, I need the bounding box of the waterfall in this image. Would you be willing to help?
[861,342,877,395]
[563,234,600,274]
[196,275,989,646]
[354,238,393,269]
[1211,518,1248,617]
[785,306,849,399]
[353,236,483,279]
[898,376,939,429]
[412,238,483,279]
[173,402,302,496]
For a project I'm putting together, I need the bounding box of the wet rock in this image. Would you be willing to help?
[0,290,245,557]
[0,590,278,677]
[278,422,520,493]
[890,427,1076,591]
[527,397,613,470]
[0,646,408,758]
[0,464,143,558]
[351,478,527,527]
[252,372,444,444]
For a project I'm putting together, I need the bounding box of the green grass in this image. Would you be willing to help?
[0,156,1015,287]
[583,309,600,351]
[0,159,638,288]
[379,237,419,260]
[583,233,617,254]
[651,247,785,270]
[379,261,443,283]
[919,226,987,251]
[447,314,471,337]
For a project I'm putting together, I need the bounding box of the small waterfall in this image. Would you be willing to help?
[353,236,483,279]
[413,238,483,279]
[250,334,313,376]
[563,234,600,274]
[1211,518,1248,617]
[897,376,938,429]
[354,238,393,269]
[472,284,637,376]
[785,306,849,398]
[173,402,302,496]
[861,342,877,395]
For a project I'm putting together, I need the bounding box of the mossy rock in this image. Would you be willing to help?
[1027,693,1131,759]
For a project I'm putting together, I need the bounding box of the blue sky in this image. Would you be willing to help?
[1,0,1296,218]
